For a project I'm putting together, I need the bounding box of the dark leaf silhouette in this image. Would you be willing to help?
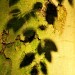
[30,66,38,75]
[57,0,64,5]
[10,9,21,14]
[10,8,21,14]
[9,8,21,16]
[33,2,42,11]
[37,42,43,55]
[6,17,25,32]
[23,10,37,21]
[6,5,38,32]
[30,11,36,17]
[37,39,57,62]
[40,62,47,74]
[9,0,20,6]
[39,25,46,30]
[46,2,57,24]
[45,52,51,62]
[23,28,36,43]
[44,39,57,51]
[68,0,73,6]
[20,53,35,68]
[24,13,30,21]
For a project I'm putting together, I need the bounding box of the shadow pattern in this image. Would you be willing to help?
[20,53,35,68]
[40,62,47,74]
[39,25,47,30]
[68,0,73,6]
[9,8,21,16]
[45,2,57,24]
[37,39,57,62]
[23,28,36,43]
[9,0,20,7]
[6,2,42,32]
[58,0,73,6]
[6,17,25,32]
[30,65,38,75]
[57,0,64,5]
[32,2,42,11]
[5,1,58,74]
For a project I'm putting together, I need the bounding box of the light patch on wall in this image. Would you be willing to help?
[53,5,67,35]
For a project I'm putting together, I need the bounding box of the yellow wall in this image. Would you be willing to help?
[48,0,75,75]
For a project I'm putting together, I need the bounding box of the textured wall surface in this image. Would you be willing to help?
[50,0,75,75]
[0,0,75,75]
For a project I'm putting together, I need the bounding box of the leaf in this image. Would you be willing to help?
[46,3,57,24]
[45,52,51,62]
[9,0,20,7]
[39,25,46,30]
[23,28,36,43]
[57,0,64,5]
[30,66,38,75]
[10,9,21,16]
[40,62,47,74]
[37,42,43,55]
[44,39,57,52]
[33,2,42,11]
[20,53,35,68]
[37,39,57,62]
[68,0,73,6]
[6,17,25,32]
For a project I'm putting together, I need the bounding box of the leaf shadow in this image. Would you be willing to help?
[30,65,38,75]
[9,0,20,7]
[6,17,25,32]
[32,2,42,11]
[20,53,35,68]
[40,62,47,74]
[9,8,21,16]
[6,2,43,32]
[45,2,57,25]
[38,25,47,30]
[37,39,57,62]
[23,28,36,43]
[57,0,64,5]
[6,11,35,32]
[68,0,73,6]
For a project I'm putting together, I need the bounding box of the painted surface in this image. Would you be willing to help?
[0,0,75,75]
